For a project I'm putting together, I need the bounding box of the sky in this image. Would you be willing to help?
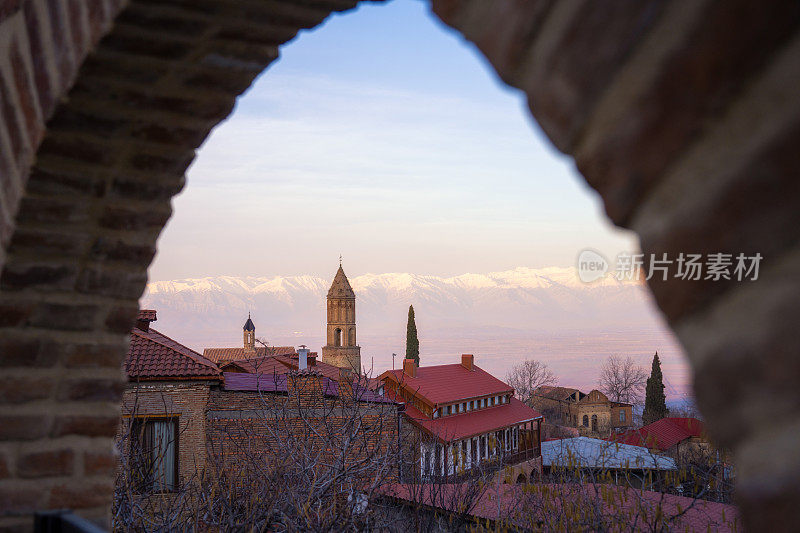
[147,0,638,282]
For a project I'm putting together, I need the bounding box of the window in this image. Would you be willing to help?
[447,405,452,415]
[131,418,178,492]
[591,414,598,433]
[620,410,626,422]
[334,328,342,347]
[433,408,439,419]
[582,415,589,427]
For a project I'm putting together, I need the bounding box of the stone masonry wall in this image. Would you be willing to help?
[0,0,798,530]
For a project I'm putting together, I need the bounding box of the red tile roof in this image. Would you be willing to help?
[126,328,221,380]
[137,309,157,321]
[380,483,740,531]
[401,397,542,442]
[380,364,513,406]
[222,372,395,404]
[203,346,296,363]
[218,353,343,382]
[610,417,705,451]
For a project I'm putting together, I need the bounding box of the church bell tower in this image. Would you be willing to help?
[243,313,256,353]
[321,263,361,373]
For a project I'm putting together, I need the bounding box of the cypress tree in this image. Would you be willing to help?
[643,351,668,425]
[405,305,420,366]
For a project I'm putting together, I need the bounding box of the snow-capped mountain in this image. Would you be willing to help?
[142,267,657,351]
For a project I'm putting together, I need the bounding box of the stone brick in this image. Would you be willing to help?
[98,204,171,232]
[576,0,800,225]
[0,415,51,440]
[0,263,79,291]
[75,266,147,298]
[7,228,92,257]
[109,174,185,203]
[22,0,55,119]
[0,301,34,328]
[0,452,10,479]
[128,120,208,148]
[17,449,74,478]
[45,0,76,86]
[37,133,119,166]
[57,378,125,402]
[52,415,119,438]
[89,237,155,266]
[103,304,139,334]
[0,376,54,403]
[15,196,91,225]
[0,486,41,515]
[83,450,116,476]
[29,302,98,331]
[0,64,27,167]
[9,37,42,149]
[0,336,57,367]
[23,164,106,198]
[48,480,113,509]
[61,342,126,368]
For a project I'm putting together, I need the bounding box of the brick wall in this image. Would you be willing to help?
[121,381,213,484]
[0,0,798,529]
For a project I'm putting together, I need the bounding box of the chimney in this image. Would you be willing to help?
[461,354,474,371]
[403,358,416,378]
[298,345,309,371]
[287,371,323,407]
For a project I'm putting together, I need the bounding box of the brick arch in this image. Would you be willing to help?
[1,0,799,529]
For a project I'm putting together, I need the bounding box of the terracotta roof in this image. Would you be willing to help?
[203,346,296,363]
[328,265,355,298]
[380,483,739,531]
[221,372,394,404]
[610,417,705,451]
[126,328,221,380]
[400,396,542,442]
[380,364,513,406]
[218,353,343,381]
[535,385,580,401]
[137,309,157,321]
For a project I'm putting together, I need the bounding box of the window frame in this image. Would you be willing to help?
[130,416,180,494]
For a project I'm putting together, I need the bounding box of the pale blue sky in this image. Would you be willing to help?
[148,0,638,281]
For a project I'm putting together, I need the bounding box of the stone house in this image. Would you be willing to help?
[533,386,633,436]
[379,355,543,484]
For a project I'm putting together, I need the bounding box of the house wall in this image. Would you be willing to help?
[121,381,212,484]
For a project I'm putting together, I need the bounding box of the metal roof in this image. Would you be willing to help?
[542,437,676,470]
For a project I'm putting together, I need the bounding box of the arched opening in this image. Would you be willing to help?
[348,327,356,347]
[334,328,342,347]
[516,473,527,484]
[0,0,793,529]
[582,415,589,428]
[591,415,598,433]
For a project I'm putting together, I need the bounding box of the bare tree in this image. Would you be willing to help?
[505,359,557,405]
[599,354,647,405]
